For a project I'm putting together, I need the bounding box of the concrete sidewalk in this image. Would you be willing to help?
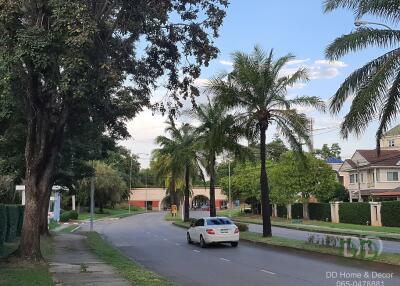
[48,233,130,286]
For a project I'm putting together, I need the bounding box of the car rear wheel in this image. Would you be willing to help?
[187,232,192,244]
[200,235,207,248]
[231,241,238,247]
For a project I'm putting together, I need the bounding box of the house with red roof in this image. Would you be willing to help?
[340,125,400,201]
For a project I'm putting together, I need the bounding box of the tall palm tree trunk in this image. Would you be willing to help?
[184,165,190,222]
[260,124,272,237]
[209,154,216,217]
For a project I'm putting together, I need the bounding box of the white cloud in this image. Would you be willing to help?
[193,78,210,87]
[219,60,233,66]
[314,60,348,68]
[286,58,310,65]
[309,66,340,79]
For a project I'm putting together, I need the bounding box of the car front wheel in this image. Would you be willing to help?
[231,241,238,247]
[187,233,192,244]
[200,235,207,248]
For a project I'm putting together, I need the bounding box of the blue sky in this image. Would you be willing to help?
[122,0,396,168]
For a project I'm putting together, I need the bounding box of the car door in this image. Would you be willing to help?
[193,218,204,242]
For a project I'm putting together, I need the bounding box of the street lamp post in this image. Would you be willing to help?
[354,19,392,30]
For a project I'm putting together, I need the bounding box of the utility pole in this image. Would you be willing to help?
[90,177,95,231]
[356,160,363,202]
[228,158,232,213]
[129,155,133,213]
[309,117,314,153]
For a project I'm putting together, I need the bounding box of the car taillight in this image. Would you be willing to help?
[206,229,215,235]
[234,228,239,234]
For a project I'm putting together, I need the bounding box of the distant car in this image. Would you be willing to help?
[187,217,239,248]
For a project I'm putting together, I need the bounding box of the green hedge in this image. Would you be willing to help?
[60,210,79,222]
[339,202,370,225]
[309,203,331,221]
[381,201,400,227]
[5,205,19,242]
[292,203,303,219]
[277,205,287,218]
[0,204,6,246]
[16,205,25,236]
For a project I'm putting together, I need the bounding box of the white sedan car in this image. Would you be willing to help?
[187,217,239,248]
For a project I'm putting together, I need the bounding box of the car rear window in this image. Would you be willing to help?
[206,218,232,225]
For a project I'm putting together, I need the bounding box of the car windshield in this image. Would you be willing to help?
[206,218,232,225]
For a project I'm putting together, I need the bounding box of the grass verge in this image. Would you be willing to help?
[0,236,54,286]
[77,207,144,221]
[171,221,400,267]
[217,210,400,241]
[85,232,176,286]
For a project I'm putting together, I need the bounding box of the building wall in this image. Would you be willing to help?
[380,135,400,150]
[347,168,400,191]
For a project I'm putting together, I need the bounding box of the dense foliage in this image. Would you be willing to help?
[381,201,400,227]
[339,202,370,225]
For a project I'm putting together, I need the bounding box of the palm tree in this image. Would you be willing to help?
[324,0,400,149]
[152,118,200,221]
[208,46,325,236]
[193,99,248,217]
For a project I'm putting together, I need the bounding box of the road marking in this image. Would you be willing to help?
[193,249,200,253]
[163,238,168,241]
[175,243,180,246]
[260,269,276,275]
[219,258,230,262]
[70,226,80,233]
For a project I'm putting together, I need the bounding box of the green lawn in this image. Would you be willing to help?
[164,212,182,222]
[85,232,176,286]
[0,236,54,286]
[77,207,144,221]
[171,220,400,266]
[217,209,400,240]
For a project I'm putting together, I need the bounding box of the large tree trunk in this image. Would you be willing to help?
[260,125,272,237]
[170,176,178,207]
[39,192,51,236]
[15,69,68,260]
[209,154,216,217]
[184,164,190,222]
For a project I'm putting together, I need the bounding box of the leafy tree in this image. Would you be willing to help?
[194,99,248,217]
[209,46,325,236]
[0,0,228,260]
[266,135,288,162]
[269,152,337,204]
[315,143,342,160]
[324,1,400,149]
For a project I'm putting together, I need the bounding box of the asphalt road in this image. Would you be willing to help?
[190,211,400,254]
[87,212,400,286]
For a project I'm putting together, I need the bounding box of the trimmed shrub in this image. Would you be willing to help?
[60,210,79,222]
[0,204,6,246]
[16,205,25,236]
[277,205,287,218]
[309,203,331,221]
[5,205,19,242]
[339,202,370,225]
[292,203,303,219]
[381,201,400,227]
[235,222,248,232]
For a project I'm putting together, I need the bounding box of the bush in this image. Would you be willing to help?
[277,205,287,218]
[381,201,400,227]
[235,222,248,232]
[60,210,79,222]
[0,204,6,246]
[292,203,303,219]
[16,205,25,236]
[309,203,331,221]
[339,202,370,225]
[5,205,19,242]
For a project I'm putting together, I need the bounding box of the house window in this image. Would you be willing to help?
[387,171,399,181]
[389,140,395,147]
[350,174,358,184]
[376,170,380,182]
[360,173,364,183]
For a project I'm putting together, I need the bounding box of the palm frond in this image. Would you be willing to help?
[326,28,400,60]
[289,96,326,112]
